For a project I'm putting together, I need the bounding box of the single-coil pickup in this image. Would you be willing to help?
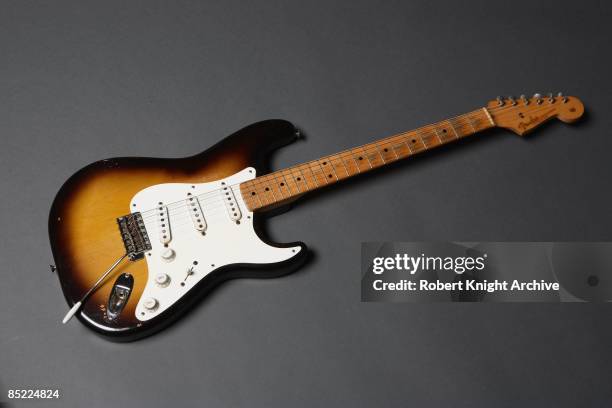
[221,184,242,221]
[157,205,172,244]
[187,196,207,232]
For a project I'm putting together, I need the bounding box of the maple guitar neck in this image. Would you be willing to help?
[240,94,584,211]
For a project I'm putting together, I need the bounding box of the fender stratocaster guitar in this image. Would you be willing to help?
[49,93,584,340]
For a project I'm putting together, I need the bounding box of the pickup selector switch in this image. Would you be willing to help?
[143,297,159,311]
[155,273,170,287]
[161,248,175,262]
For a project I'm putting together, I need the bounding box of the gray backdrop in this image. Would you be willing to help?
[2,1,612,407]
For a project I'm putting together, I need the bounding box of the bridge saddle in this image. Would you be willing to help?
[117,212,152,260]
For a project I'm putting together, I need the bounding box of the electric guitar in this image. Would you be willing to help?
[49,93,584,340]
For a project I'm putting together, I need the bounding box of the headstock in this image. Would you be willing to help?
[487,93,584,136]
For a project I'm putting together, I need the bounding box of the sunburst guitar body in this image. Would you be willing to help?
[49,120,307,340]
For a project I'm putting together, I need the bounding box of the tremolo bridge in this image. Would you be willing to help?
[117,212,151,260]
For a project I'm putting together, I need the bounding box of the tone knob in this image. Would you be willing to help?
[143,297,158,311]
[161,248,175,262]
[155,273,170,287]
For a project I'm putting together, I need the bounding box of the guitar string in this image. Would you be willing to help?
[134,114,483,223]
[117,116,476,223]
[137,106,501,218]
[91,100,566,226]
[138,100,563,220]
[227,99,565,204]
[71,100,568,245]
[129,101,561,229]
[139,112,508,229]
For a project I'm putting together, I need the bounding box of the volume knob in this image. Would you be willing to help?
[161,248,175,262]
[155,273,170,287]
[143,297,158,311]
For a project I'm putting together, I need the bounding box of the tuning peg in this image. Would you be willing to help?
[558,92,568,103]
[548,93,554,103]
[520,94,529,105]
[496,96,504,106]
[534,93,543,104]
[508,96,517,106]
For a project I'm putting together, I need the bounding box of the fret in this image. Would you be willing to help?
[253,189,264,208]
[373,145,387,163]
[360,147,374,169]
[288,174,301,194]
[446,119,460,138]
[314,160,332,183]
[310,162,329,185]
[404,138,414,154]
[348,155,363,173]
[335,156,350,176]
[295,166,311,191]
[420,130,439,149]
[329,157,348,179]
[320,158,339,181]
[474,111,491,131]
[317,168,331,185]
[259,176,278,203]
[303,167,316,189]
[263,185,274,205]
[304,164,320,187]
[392,142,410,158]
[465,115,477,133]
[433,127,443,144]
[242,193,253,210]
[350,152,363,173]
[472,116,485,131]
[390,144,400,159]
[268,175,285,200]
[366,150,382,167]
[244,190,256,209]
[270,183,281,201]
[379,144,397,162]
[278,173,292,197]
[283,170,301,194]
[286,169,300,192]
[454,116,474,137]
[359,145,377,169]
[407,133,426,153]
[249,183,265,206]
[240,107,497,211]
[455,116,474,137]
[417,130,430,149]
[463,110,487,133]
[268,173,286,199]
[286,170,302,193]
[337,157,351,177]
[247,180,261,205]
[436,122,455,143]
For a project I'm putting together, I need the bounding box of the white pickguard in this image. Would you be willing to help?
[130,167,302,321]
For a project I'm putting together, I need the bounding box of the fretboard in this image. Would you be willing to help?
[240,107,496,211]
